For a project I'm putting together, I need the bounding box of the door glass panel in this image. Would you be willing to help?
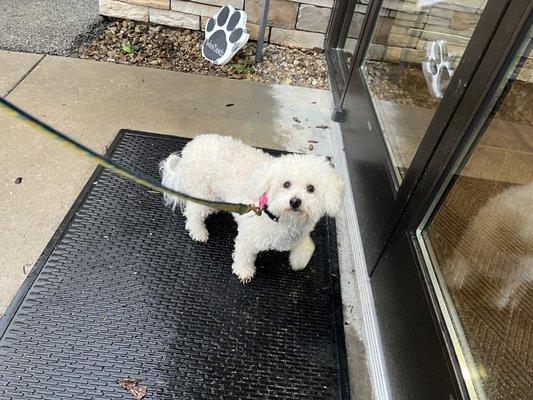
[327,0,368,94]
[362,0,487,183]
[339,1,369,71]
[419,46,532,399]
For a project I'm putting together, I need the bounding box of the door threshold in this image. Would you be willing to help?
[332,126,392,400]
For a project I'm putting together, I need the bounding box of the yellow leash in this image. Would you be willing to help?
[0,97,262,216]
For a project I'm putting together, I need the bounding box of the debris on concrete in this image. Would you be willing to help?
[14,177,22,184]
[75,20,329,90]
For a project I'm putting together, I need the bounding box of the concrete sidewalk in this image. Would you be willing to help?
[0,51,372,399]
[0,0,103,55]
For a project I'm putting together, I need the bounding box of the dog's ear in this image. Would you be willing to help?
[322,164,345,217]
[248,159,278,198]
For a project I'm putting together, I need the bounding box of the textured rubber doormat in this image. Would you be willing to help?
[0,130,349,400]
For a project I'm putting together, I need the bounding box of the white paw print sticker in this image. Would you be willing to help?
[202,5,250,65]
[422,40,455,99]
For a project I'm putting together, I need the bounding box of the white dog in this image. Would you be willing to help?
[160,134,345,283]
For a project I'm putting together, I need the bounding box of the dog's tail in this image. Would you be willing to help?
[159,152,185,211]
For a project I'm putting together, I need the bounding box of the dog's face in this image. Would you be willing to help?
[256,155,345,223]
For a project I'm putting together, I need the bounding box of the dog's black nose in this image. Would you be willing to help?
[290,197,302,210]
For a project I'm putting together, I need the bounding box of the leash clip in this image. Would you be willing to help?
[248,193,279,222]
[247,203,279,223]
[249,204,263,216]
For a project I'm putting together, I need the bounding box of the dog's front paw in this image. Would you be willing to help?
[290,253,310,271]
[186,223,209,242]
[232,263,255,283]
[290,237,315,271]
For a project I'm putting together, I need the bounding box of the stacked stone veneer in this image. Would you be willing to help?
[99,0,532,82]
[99,0,334,49]
[351,0,532,82]
[350,0,486,65]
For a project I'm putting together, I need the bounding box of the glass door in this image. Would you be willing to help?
[326,0,370,105]
[369,5,531,398]
[361,0,488,184]
[328,0,510,271]
[417,41,532,400]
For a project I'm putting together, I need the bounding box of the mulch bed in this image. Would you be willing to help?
[75,19,329,90]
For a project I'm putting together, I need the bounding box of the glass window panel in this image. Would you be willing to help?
[339,1,368,70]
[419,45,532,400]
[362,0,487,183]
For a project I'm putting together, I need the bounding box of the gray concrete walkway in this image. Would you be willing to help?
[0,1,103,54]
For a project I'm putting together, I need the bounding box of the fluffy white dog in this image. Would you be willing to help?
[160,134,345,283]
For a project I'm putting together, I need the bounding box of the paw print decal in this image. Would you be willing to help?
[422,40,455,99]
[202,5,250,65]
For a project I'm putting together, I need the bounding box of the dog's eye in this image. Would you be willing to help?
[283,181,291,189]
[307,184,315,193]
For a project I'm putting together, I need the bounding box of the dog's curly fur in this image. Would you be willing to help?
[160,134,345,282]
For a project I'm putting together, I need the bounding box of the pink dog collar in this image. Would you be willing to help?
[259,192,269,209]
[258,192,279,222]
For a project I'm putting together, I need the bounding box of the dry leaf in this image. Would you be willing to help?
[118,378,147,400]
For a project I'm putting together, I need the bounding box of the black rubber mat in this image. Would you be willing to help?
[0,130,349,399]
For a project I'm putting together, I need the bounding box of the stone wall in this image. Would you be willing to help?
[356,0,486,66]
[98,0,532,82]
[99,0,333,49]
[349,0,532,83]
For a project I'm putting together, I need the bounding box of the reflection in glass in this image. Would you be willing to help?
[420,47,532,400]
[339,1,369,69]
[362,0,487,182]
